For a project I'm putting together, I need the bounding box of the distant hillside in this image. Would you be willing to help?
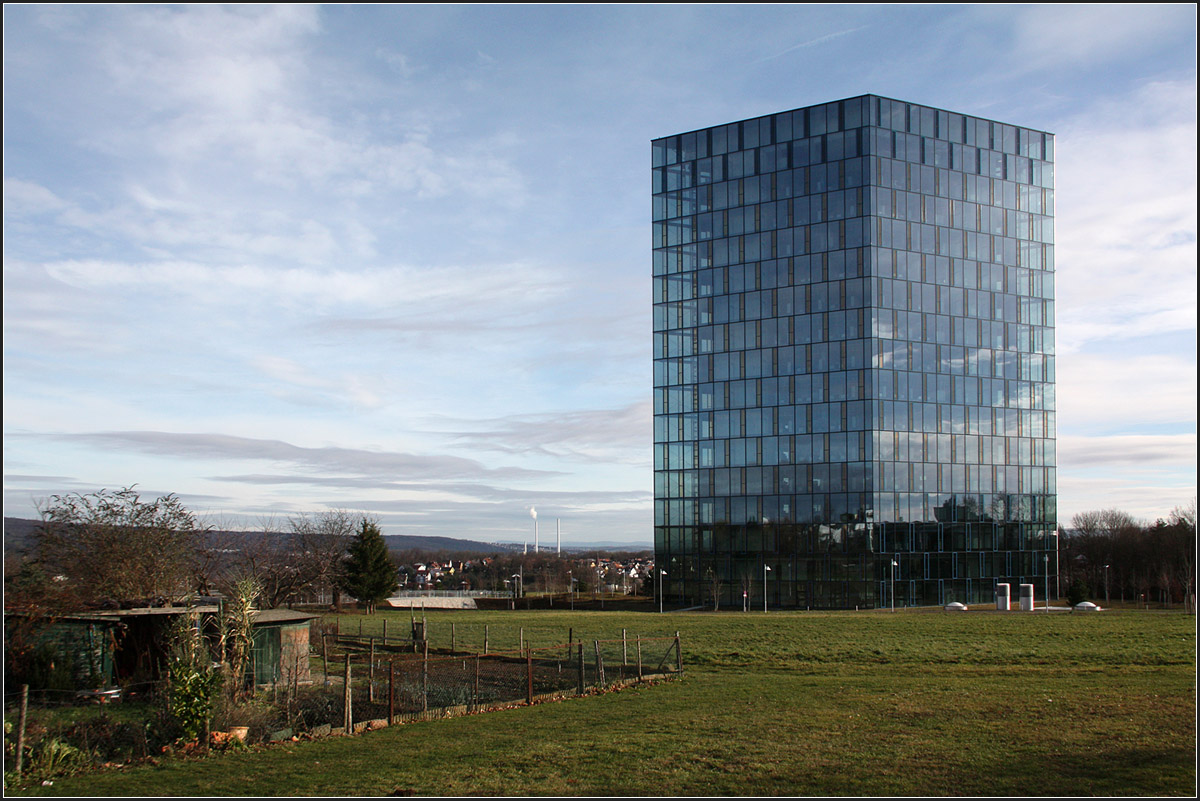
[3,517,521,559]
[2,517,647,559]
[381,534,521,556]
[3,517,40,555]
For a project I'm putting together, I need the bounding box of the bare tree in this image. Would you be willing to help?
[289,509,356,608]
[35,486,204,604]
[216,510,355,609]
[705,566,721,611]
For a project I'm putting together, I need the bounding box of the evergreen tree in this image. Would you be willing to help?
[339,518,398,614]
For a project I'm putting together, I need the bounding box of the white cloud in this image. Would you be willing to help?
[1055,79,1197,354]
[1009,4,1193,70]
[1057,353,1197,431]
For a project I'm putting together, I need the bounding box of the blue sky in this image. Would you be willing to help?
[3,4,1196,546]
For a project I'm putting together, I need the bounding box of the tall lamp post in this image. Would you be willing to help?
[1043,554,1050,612]
[658,569,666,614]
[763,564,772,612]
[890,558,898,612]
[1104,563,1110,604]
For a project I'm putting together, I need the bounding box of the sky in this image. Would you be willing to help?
[3,4,1196,547]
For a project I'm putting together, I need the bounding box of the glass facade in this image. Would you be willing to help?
[652,95,1056,609]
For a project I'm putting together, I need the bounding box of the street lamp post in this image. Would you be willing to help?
[1043,554,1050,612]
[659,569,666,614]
[763,564,771,612]
[891,558,898,612]
[1104,563,1110,604]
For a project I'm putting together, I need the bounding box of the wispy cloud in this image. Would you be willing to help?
[25,431,559,483]
[1058,434,1197,468]
[754,26,869,63]
[1057,352,1197,433]
[437,402,652,464]
[1055,79,1197,354]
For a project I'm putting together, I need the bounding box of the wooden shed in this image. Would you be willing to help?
[249,609,319,687]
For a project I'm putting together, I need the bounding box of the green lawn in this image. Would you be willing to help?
[10,608,1196,797]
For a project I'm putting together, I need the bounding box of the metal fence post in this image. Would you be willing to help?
[473,654,480,711]
[675,631,682,675]
[636,635,643,681]
[422,639,429,712]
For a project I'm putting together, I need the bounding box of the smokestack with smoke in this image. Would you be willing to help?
[530,506,538,552]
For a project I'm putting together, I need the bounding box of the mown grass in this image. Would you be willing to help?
[11,609,1196,797]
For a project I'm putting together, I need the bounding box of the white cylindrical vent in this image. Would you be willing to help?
[1019,583,1035,611]
[995,583,1011,611]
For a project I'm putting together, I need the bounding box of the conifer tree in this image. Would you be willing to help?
[339,518,398,614]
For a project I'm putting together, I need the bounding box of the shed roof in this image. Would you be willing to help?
[251,609,320,624]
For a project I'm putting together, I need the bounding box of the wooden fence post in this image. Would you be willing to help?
[484,625,489,655]
[16,684,29,776]
[526,649,533,705]
[520,627,524,653]
[343,655,352,732]
[594,640,605,687]
[451,622,456,654]
[388,659,395,724]
[622,629,628,678]
[369,638,376,703]
[322,633,329,686]
[576,642,584,695]
[383,619,388,643]
[473,655,480,711]
[422,639,429,712]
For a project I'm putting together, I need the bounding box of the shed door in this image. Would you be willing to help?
[252,626,281,686]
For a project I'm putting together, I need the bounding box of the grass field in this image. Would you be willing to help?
[10,607,1196,797]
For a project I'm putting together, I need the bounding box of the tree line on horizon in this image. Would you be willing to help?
[1058,502,1196,610]
[3,487,399,618]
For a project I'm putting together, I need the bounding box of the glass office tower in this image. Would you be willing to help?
[652,95,1056,609]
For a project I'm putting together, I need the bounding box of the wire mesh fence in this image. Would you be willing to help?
[318,630,682,730]
[2,627,683,779]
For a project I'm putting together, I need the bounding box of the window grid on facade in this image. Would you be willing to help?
[652,95,1056,609]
